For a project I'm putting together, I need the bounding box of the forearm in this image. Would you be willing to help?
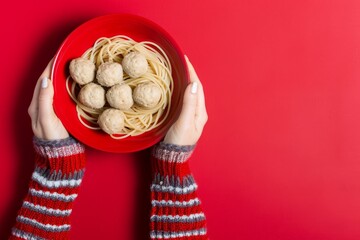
[10,137,86,240]
[150,142,208,239]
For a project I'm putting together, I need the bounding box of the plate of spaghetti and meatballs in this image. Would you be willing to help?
[51,14,189,153]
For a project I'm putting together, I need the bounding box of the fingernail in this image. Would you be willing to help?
[191,81,198,94]
[41,77,48,89]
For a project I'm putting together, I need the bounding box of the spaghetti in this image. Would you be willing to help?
[66,35,173,139]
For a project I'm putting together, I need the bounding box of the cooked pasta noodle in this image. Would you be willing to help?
[66,35,173,139]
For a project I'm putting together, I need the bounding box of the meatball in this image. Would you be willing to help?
[98,108,125,134]
[69,58,96,85]
[133,82,162,108]
[106,84,134,110]
[96,62,123,87]
[78,83,105,109]
[122,52,148,78]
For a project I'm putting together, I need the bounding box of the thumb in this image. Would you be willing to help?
[38,77,55,119]
[176,81,198,126]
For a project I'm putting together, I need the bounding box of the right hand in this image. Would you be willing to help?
[28,59,69,140]
[163,56,208,146]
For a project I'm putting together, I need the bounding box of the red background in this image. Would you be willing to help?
[1,0,360,239]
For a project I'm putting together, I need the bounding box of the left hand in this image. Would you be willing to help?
[27,59,69,140]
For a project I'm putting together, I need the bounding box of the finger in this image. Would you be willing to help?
[196,80,207,121]
[41,58,54,80]
[185,56,208,123]
[176,82,198,126]
[185,55,200,83]
[28,59,54,118]
[38,77,55,121]
[28,79,42,119]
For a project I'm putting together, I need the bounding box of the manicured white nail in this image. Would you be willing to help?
[41,77,48,89]
[191,81,198,94]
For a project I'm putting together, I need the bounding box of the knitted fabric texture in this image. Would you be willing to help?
[10,136,86,240]
[150,142,208,240]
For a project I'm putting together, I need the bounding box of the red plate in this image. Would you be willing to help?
[52,14,189,153]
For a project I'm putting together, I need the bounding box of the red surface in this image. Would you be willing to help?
[53,14,189,153]
[2,0,360,239]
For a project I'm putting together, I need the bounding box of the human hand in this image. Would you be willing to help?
[28,59,69,140]
[163,56,208,146]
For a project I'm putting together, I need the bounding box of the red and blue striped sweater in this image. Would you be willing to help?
[10,137,208,239]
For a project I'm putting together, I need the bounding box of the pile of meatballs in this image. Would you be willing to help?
[69,51,162,135]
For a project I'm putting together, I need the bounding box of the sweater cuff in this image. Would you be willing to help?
[33,136,86,174]
[151,142,195,178]
[33,136,85,159]
[151,142,195,163]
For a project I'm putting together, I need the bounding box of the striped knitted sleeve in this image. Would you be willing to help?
[150,142,208,240]
[10,136,86,240]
